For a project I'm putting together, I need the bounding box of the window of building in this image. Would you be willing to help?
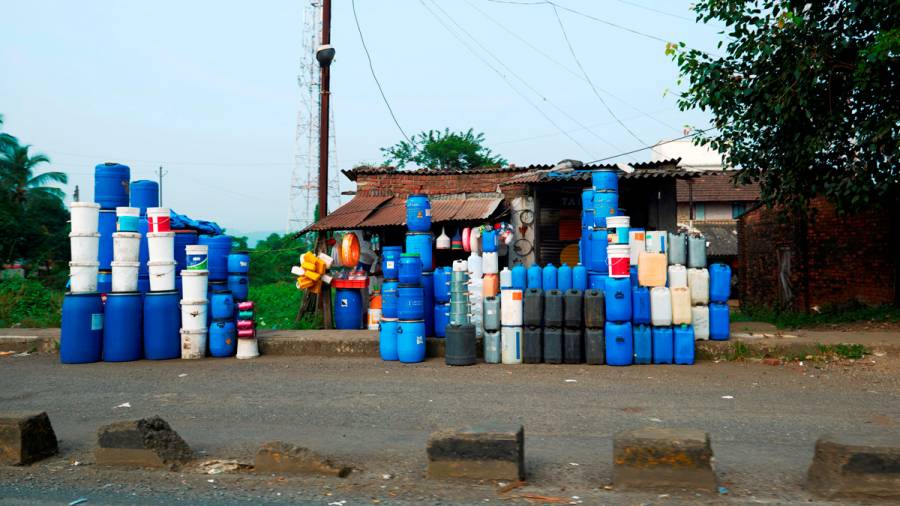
[732,202,747,219]
[694,203,705,220]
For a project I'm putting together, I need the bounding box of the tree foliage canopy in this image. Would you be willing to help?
[382,128,507,170]
[671,0,899,212]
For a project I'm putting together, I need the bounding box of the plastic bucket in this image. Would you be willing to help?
[69,233,100,263]
[147,207,171,233]
[181,270,209,300]
[112,232,140,262]
[606,216,630,245]
[185,244,209,270]
[180,299,209,331]
[607,244,630,278]
[116,207,140,232]
[236,336,259,359]
[148,260,177,291]
[147,231,175,262]
[180,328,207,359]
[110,261,139,292]
[69,202,100,234]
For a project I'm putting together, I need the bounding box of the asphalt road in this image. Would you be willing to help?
[1,353,898,505]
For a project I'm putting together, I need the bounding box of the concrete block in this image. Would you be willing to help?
[0,412,58,465]
[254,441,351,477]
[807,433,900,499]
[613,427,717,492]
[96,416,193,470]
[427,424,524,481]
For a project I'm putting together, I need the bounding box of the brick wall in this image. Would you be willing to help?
[355,170,525,197]
[738,197,896,310]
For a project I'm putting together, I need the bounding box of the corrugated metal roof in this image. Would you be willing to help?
[501,159,696,185]
[305,194,505,231]
[676,172,760,202]
[343,165,530,181]
[300,193,392,233]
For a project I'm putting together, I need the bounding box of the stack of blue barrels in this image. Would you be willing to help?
[95,163,131,295]
[379,246,403,361]
[200,235,235,357]
[405,194,434,339]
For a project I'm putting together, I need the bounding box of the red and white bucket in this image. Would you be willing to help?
[607,244,631,278]
[147,207,171,233]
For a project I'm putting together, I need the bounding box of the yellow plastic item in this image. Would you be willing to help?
[297,277,314,289]
[301,260,317,271]
[637,252,667,287]
[305,270,322,281]
[671,286,692,325]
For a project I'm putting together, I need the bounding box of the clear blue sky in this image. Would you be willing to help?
[0,0,723,234]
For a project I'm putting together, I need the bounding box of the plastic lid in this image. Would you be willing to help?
[401,253,421,258]
[180,299,209,305]
[69,202,100,208]
[69,232,100,238]
[111,261,140,267]
[180,328,207,335]
[111,232,140,238]
[180,270,209,276]
[146,231,175,238]
[115,207,140,215]
[69,261,99,267]
[147,207,170,214]
[148,260,177,266]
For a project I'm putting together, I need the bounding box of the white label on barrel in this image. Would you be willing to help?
[386,261,395,269]
[91,313,103,330]
[340,299,349,307]
[416,336,424,345]
[425,209,431,217]
[240,261,248,267]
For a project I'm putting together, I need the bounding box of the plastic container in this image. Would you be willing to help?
[382,279,399,319]
[671,286,692,325]
[584,289,605,328]
[580,232,592,268]
[483,296,500,331]
[129,180,158,214]
[630,265,639,288]
[511,264,527,290]
[422,272,435,337]
[482,274,499,298]
[236,337,259,359]
[674,325,695,364]
[452,259,467,272]
[111,261,139,292]
[637,252,667,287]
[481,229,497,253]
[527,264,542,289]
[69,232,100,263]
[518,326,538,364]
[181,270,209,301]
[147,232,175,262]
[382,246,403,279]
[593,191,618,227]
[709,263,732,303]
[198,235,232,281]
[668,232,687,265]
[146,207,171,233]
[102,292,142,362]
[500,289,524,326]
[607,245,630,278]
[650,287,673,326]
[652,326,674,364]
[434,304,450,338]
[606,216,630,245]
[185,244,209,271]
[210,290,235,320]
[563,327,583,364]
[688,235,707,268]
[148,260,177,291]
[180,328,207,359]
[629,229,646,266]
[116,206,141,233]
[398,254,423,284]
[632,286,651,325]
[585,327,604,365]
[94,162,130,209]
[540,264,557,290]
[98,209,116,270]
[405,233,434,271]
[236,319,255,331]
[590,229,609,272]
[69,261,99,293]
[588,272,607,291]
[592,169,618,192]
[433,266,451,303]
[543,289,564,327]
[484,329,501,364]
[498,267,512,289]
[688,268,710,305]
[692,305,710,340]
[572,264,587,291]
[523,288,543,327]
[668,264,688,288]
[379,318,399,360]
[445,324,476,366]
[227,274,249,301]
[501,326,523,364]
[209,319,237,357]
[405,194,432,232]
[60,293,104,364]
[397,320,426,363]
[710,302,730,340]
[605,321,633,366]
[97,270,112,294]
[111,232,140,262]
[543,327,563,364]
[605,277,632,322]
[553,264,571,292]
[397,284,425,320]
[633,324,652,365]
[334,288,363,329]
[227,252,250,274]
[482,251,499,275]
[564,289,583,328]
[69,202,100,234]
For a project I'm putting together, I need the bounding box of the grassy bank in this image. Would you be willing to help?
[249,282,321,330]
[734,304,900,329]
[0,278,63,328]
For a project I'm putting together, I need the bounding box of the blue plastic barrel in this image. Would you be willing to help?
[173,230,198,272]
[557,263,573,292]
[382,246,403,279]
[397,284,425,320]
[405,233,433,271]
[511,264,527,290]
[209,319,237,357]
[397,319,426,363]
[143,290,180,360]
[633,324,652,365]
[199,235,232,281]
[138,217,149,276]
[227,274,249,301]
[102,292,142,362]
[334,288,363,329]
[709,263,732,303]
[593,191,618,228]
[227,252,250,274]
[98,210,116,270]
[542,264,558,290]
[652,326,674,364]
[582,209,595,227]
[94,162,130,209]
[406,194,432,232]
[582,188,594,211]
[379,318,399,360]
[60,293,104,364]
[433,266,451,303]
[605,321,633,366]
[97,271,112,294]
[434,303,450,338]
[129,180,158,215]
[710,302,730,340]
[421,272,435,336]
[630,265,639,288]
[209,290,234,320]
[527,264,542,289]
[481,229,497,253]
[382,279,399,318]
[137,276,150,293]
[632,286,651,325]
[590,229,609,272]
[398,253,422,284]
[605,277,632,322]
[572,264,587,291]
[588,272,607,291]
[674,325,695,364]
[592,169,618,192]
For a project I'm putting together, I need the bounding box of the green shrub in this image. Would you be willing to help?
[249,282,321,330]
[0,278,63,327]
[736,303,900,329]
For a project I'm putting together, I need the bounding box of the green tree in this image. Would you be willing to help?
[670,0,899,212]
[381,128,507,170]
[0,143,67,203]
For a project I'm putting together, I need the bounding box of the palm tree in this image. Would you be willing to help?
[0,142,67,203]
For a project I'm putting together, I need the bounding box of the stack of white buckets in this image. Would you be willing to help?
[69,202,101,292]
[110,206,142,292]
[181,243,209,359]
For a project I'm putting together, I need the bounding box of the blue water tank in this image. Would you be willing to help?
[60,293,104,364]
[674,325,695,364]
[379,318,399,360]
[334,288,363,329]
[605,277,632,322]
[397,319,426,363]
[406,194,432,232]
[588,272,608,291]
[572,264,587,291]
[173,230,198,273]
[405,233,434,271]
[527,264,542,289]
[481,229,497,253]
[593,191,618,228]
[632,286,651,325]
[511,263,527,291]
[102,292,142,362]
[421,272,435,337]
[633,324,652,365]
[710,302,730,340]
[398,253,423,284]
[129,180,158,215]
[557,263,573,292]
[605,321,633,366]
[433,266,451,303]
[209,290,234,320]
[227,252,250,274]
[94,162,130,209]
[382,246,403,279]
[227,274,249,301]
[542,264,558,290]
[652,326,674,364]
[434,303,450,338]
[143,290,180,360]
[382,279,399,319]
[98,210,117,270]
[709,263,732,303]
[199,235,232,281]
[590,229,609,272]
[209,319,236,357]
[97,271,112,294]
[397,284,425,320]
[592,169,618,192]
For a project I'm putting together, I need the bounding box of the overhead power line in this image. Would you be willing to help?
[611,0,699,23]
[584,128,716,164]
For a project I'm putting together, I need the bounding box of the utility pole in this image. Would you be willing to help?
[316,0,336,329]
[157,166,167,205]
[73,185,80,202]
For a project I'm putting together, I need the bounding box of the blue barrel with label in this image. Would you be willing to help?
[710,302,730,340]
[605,321,633,366]
[652,326,674,364]
[398,253,422,284]
[632,286,651,325]
[590,228,609,272]
[406,194,432,232]
[382,246,403,279]
[60,292,104,364]
[199,235,232,281]
[434,303,450,338]
[421,272,435,336]
[405,233,433,271]
[227,252,250,274]
[209,290,234,320]
[593,191,618,228]
[382,279,399,319]
[674,324,695,364]
[592,169,618,192]
[173,230,198,272]
[709,263,732,303]
[94,162,130,209]
[129,180,158,215]
[97,271,112,294]
[542,264,558,290]
[633,324,652,365]
[605,277,632,322]
[143,290,180,360]
[397,319,426,363]
[379,318,399,360]
[98,210,116,270]
[102,292,142,362]
[334,288,363,329]
[527,264,542,289]
[397,284,424,320]
[227,274,249,301]
[209,319,237,357]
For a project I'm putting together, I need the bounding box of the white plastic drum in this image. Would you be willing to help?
[111,261,139,292]
[482,252,499,274]
[501,326,523,364]
[147,232,175,262]
[69,261,99,293]
[69,233,100,263]
[500,289,523,326]
[650,287,673,326]
[180,328,207,359]
[181,299,208,331]
[112,232,141,262]
[668,265,688,288]
[181,270,209,300]
[148,260,177,291]
[69,202,100,234]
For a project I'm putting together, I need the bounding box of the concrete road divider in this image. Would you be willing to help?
[613,427,717,492]
[0,412,58,465]
[254,441,351,477]
[95,416,193,470]
[806,433,900,499]
[427,424,524,481]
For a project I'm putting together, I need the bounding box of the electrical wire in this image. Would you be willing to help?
[584,128,715,164]
[351,0,411,143]
[611,0,699,23]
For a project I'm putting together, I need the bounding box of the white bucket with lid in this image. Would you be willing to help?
[69,202,100,234]
[180,328,207,359]
[180,299,209,331]
[147,231,175,262]
[185,244,209,270]
[181,270,209,300]
[482,251,499,274]
[69,261,99,293]
[500,289,524,326]
[111,261,140,292]
[112,232,141,262]
[148,260,177,291]
[69,233,100,262]
[606,216,630,245]
[115,206,140,233]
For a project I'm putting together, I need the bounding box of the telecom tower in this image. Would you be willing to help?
[288,1,342,233]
